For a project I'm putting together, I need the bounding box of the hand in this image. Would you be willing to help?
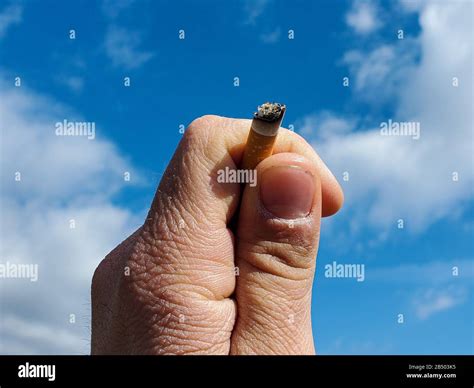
[91,115,343,355]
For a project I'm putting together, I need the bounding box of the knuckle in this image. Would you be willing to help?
[91,257,110,299]
[239,217,319,272]
[185,115,219,140]
[287,129,314,150]
[237,238,316,281]
[92,230,142,297]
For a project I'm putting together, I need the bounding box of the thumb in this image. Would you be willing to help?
[231,152,322,355]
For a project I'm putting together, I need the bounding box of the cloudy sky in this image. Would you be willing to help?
[0,0,472,354]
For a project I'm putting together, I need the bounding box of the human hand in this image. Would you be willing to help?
[91,115,343,355]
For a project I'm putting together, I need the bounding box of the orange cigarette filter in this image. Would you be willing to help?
[241,102,286,170]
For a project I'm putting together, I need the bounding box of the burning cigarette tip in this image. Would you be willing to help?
[241,101,286,170]
[254,102,286,123]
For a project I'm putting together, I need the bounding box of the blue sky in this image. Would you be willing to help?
[0,0,473,354]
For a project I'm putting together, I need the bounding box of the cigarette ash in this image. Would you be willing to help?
[254,102,286,122]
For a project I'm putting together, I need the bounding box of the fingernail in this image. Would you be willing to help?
[260,166,315,219]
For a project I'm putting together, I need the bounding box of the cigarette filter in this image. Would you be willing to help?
[241,102,286,170]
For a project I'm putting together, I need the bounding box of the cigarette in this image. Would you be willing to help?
[241,102,286,170]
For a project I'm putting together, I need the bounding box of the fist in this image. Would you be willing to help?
[91,115,343,355]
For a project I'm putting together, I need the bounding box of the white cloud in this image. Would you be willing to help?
[104,25,153,70]
[58,75,84,93]
[1,315,86,354]
[0,84,137,201]
[305,0,473,233]
[413,286,467,320]
[299,111,356,140]
[0,3,22,38]
[0,80,144,354]
[342,42,418,103]
[102,0,136,19]
[398,0,427,13]
[345,0,381,35]
[368,259,474,284]
[260,27,281,44]
[243,0,270,25]
[100,0,154,70]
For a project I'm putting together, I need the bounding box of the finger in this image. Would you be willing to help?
[93,115,341,354]
[143,118,341,300]
[144,116,245,300]
[225,120,343,217]
[108,115,246,354]
[231,152,321,355]
[272,128,343,217]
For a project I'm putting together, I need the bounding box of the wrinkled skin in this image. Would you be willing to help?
[91,115,344,355]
